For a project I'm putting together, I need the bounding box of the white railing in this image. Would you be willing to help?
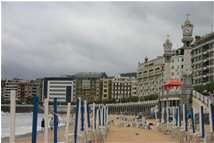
[106,100,158,107]
[192,90,212,107]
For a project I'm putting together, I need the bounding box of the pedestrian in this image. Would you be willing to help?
[41,118,45,130]
[49,117,54,131]
[56,115,60,128]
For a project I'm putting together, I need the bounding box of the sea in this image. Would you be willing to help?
[1,112,65,138]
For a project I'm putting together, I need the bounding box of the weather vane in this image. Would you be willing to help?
[185,13,191,19]
[166,34,170,39]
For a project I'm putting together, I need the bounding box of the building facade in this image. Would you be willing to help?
[101,78,112,100]
[137,56,165,96]
[29,78,43,102]
[191,32,214,85]
[72,72,108,102]
[43,77,73,102]
[1,78,19,99]
[111,75,136,100]
[17,80,30,99]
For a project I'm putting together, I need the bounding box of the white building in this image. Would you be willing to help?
[111,75,134,100]
[43,77,73,102]
[137,56,165,96]
[1,78,19,99]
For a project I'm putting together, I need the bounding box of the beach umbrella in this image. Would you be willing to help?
[74,98,79,143]
[199,106,205,138]
[54,98,58,143]
[178,105,181,127]
[175,107,178,126]
[209,103,214,132]
[81,101,84,131]
[164,107,167,124]
[168,108,170,123]
[103,107,105,126]
[32,96,38,143]
[87,101,90,128]
[191,108,195,133]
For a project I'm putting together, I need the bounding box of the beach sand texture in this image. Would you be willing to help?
[1,114,211,143]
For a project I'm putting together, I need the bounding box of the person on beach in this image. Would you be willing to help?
[41,118,45,130]
[49,117,54,131]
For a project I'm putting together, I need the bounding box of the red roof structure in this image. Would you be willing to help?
[163,79,182,89]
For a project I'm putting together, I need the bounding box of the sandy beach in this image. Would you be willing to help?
[1,114,211,143]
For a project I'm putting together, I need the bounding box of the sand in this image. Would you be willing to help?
[1,114,211,143]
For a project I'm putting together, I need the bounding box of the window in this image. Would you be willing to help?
[182,58,184,62]
[172,72,174,76]
[181,65,184,69]
[171,66,174,69]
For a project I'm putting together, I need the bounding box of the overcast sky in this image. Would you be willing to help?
[1,1,214,79]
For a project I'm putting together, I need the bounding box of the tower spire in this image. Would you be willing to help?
[166,34,170,39]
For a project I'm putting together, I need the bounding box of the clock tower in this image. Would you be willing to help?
[181,14,194,97]
[181,14,194,48]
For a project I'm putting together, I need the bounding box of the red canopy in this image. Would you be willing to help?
[163,79,182,89]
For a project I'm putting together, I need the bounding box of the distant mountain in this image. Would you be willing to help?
[120,72,137,77]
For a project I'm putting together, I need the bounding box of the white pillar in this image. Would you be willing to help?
[84,100,88,132]
[101,107,103,129]
[183,104,185,127]
[65,102,71,143]
[92,103,95,131]
[162,107,164,123]
[172,106,175,126]
[10,90,16,143]
[96,109,99,129]
[44,98,49,143]
[178,106,180,127]
[106,107,108,125]
[77,98,81,135]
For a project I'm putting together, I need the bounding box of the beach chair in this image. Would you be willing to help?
[171,126,180,140]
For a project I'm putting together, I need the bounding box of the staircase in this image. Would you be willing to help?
[192,90,214,113]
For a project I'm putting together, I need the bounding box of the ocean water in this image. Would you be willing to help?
[1,112,65,138]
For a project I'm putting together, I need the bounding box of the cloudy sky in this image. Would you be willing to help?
[2,1,214,79]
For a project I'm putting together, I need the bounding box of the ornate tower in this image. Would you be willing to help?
[181,14,194,79]
[163,35,173,63]
[163,35,173,82]
[181,14,194,48]
[180,15,194,111]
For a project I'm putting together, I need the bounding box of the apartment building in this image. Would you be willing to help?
[29,78,43,102]
[137,56,165,96]
[101,78,112,100]
[43,77,73,102]
[17,80,30,99]
[191,32,214,85]
[72,72,108,102]
[1,78,19,99]
[111,75,134,100]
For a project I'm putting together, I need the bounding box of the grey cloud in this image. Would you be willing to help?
[2,2,213,79]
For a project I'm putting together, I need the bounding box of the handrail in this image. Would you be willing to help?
[192,90,211,107]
